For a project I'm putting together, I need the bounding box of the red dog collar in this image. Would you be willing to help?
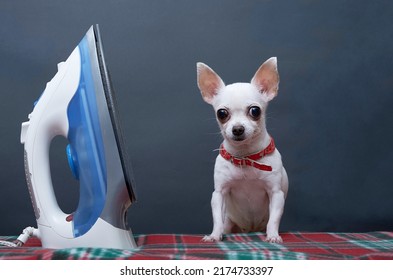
[219,138,275,171]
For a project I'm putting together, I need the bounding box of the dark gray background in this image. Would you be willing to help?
[1,1,392,236]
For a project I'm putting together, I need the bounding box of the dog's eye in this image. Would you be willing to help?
[249,106,261,119]
[217,109,229,121]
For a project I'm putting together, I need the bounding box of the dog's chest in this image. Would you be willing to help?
[215,156,272,230]
[223,177,268,201]
[223,178,270,231]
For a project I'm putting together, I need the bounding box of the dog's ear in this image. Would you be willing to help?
[197,62,225,104]
[251,57,279,101]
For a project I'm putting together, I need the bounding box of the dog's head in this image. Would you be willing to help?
[197,57,279,145]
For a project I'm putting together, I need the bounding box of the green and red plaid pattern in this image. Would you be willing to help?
[1,232,392,260]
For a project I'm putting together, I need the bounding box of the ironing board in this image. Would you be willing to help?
[1,231,393,260]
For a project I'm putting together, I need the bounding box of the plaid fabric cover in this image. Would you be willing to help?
[1,231,392,260]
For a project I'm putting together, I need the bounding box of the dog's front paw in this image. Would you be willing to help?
[202,234,223,242]
[265,235,283,243]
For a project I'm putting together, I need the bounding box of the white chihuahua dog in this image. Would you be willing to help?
[197,57,288,243]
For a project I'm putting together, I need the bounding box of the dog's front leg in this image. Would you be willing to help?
[265,188,285,243]
[202,190,225,242]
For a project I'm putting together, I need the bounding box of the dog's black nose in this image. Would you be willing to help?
[232,125,245,136]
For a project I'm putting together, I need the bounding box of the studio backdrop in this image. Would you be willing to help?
[1,1,392,235]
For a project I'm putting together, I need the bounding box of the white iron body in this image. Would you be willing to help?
[20,26,136,249]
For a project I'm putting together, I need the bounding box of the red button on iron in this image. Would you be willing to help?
[66,214,73,222]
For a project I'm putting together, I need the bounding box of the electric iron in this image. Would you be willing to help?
[20,25,137,249]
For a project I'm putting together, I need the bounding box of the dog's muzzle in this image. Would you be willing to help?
[232,125,245,141]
